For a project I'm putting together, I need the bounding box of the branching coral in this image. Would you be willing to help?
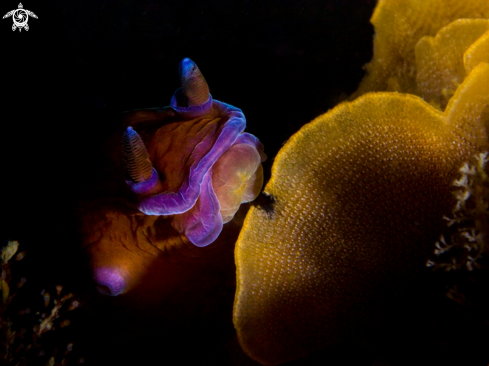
[1,241,79,366]
[427,152,489,271]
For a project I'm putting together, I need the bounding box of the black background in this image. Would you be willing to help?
[2,0,376,239]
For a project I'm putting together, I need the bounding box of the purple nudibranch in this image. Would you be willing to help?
[124,58,266,247]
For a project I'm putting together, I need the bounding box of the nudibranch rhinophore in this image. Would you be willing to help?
[233,1,489,364]
[123,58,266,247]
[82,58,265,296]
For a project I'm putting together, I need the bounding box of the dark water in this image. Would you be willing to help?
[2,0,376,227]
[5,1,486,365]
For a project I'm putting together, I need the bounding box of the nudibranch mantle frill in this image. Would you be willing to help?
[124,61,266,248]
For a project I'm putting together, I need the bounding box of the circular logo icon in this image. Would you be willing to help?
[12,9,28,28]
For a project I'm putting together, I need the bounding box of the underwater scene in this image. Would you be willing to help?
[2,0,489,365]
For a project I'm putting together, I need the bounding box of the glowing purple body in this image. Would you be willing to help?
[126,89,265,247]
[84,58,265,295]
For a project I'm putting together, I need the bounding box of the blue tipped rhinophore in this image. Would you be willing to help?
[178,58,210,106]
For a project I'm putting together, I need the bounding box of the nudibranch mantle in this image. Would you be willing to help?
[124,58,266,247]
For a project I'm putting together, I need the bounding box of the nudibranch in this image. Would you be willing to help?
[122,58,266,247]
[233,3,489,365]
[82,58,265,296]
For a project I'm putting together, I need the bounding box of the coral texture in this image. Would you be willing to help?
[428,152,489,271]
[0,241,79,365]
[233,2,489,364]
[415,19,489,109]
[352,0,489,99]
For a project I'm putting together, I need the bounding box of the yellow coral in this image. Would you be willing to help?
[415,19,489,109]
[352,0,489,98]
[232,2,489,364]
[465,29,489,73]
[234,62,489,365]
